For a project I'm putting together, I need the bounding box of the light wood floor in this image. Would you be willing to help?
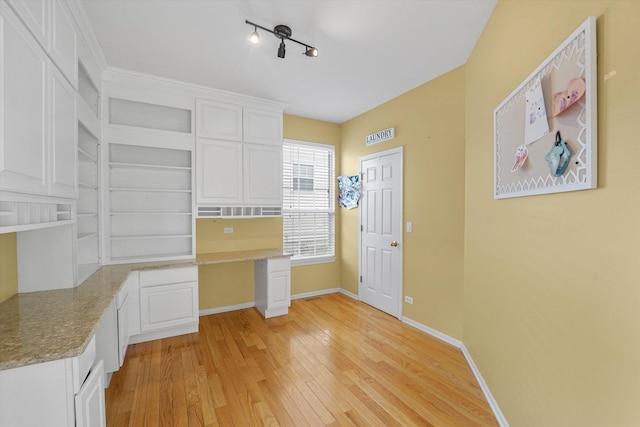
[105,293,498,426]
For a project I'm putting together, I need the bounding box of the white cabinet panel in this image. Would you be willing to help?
[49,65,77,198]
[95,301,118,377]
[5,0,48,48]
[50,0,76,88]
[243,143,282,205]
[196,138,243,205]
[139,281,198,332]
[117,293,130,367]
[0,5,48,196]
[196,99,242,141]
[75,360,106,427]
[243,107,282,145]
[254,257,291,318]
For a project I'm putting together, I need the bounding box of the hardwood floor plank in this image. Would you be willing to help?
[106,293,497,426]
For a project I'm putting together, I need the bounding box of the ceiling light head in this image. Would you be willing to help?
[305,47,318,57]
[277,40,286,59]
[249,27,259,44]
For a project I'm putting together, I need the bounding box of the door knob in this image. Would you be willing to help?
[390,241,398,247]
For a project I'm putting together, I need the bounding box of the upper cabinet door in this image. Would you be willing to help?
[50,0,77,88]
[0,5,49,196]
[49,65,77,198]
[196,138,243,205]
[5,0,49,49]
[243,107,282,146]
[195,99,242,141]
[243,143,282,206]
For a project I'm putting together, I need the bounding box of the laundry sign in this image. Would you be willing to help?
[365,127,395,146]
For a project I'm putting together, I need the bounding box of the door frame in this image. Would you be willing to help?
[358,146,404,319]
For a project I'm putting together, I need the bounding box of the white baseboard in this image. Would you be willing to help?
[199,288,342,316]
[402,316,509,427]
[460,344,509,427]
[291,288,341,300]
[200,302,255,316]
[402,317,463,348]
[338,288,359,300]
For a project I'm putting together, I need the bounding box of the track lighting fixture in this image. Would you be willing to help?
[245,20,318,59]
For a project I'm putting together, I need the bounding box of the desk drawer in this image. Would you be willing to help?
[139,265,198,288]
[267,257,290,273]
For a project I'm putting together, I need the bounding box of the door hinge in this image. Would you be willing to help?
[360,225,363,232]
[359,275,362,283]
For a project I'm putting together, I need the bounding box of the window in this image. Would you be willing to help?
[283,140,335,264]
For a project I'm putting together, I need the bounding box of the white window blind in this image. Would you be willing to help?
[283,140,335,262]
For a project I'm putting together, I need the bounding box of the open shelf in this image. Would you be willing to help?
[107,143,193,263]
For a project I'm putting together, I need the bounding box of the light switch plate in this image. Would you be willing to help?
[224,227,234,234]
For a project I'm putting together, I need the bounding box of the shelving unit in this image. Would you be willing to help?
[77,124,100,282]
[107,144,193,263]
[0,196,73,233]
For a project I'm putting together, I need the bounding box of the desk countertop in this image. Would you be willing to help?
[0,249,288,371]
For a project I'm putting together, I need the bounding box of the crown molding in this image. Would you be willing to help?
[103,67,286,111]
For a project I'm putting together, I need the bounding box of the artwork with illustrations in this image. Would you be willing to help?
[524,77,549,145]
[337,175,361,209]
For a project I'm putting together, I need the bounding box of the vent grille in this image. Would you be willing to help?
[198,206,282,218]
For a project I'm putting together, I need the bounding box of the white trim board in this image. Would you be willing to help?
[402,316,509,426]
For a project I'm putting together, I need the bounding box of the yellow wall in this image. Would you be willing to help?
[340,66,466,339]
[0,233,18,303]
[464,1,640,424]
[198,114,342,310]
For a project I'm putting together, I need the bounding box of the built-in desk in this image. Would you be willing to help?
[196,249,292,319]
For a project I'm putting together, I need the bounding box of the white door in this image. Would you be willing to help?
[359,147,403,317]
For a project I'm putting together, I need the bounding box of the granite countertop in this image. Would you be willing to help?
[0,249,287,371]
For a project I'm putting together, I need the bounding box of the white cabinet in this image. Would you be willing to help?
[6,0,77,88]
[243,143,282,206]
[195,99,242,141]
[254,257,291,318]
[75,360,106,427]
[195,139,282,211]
[49,0,77,88]
[196,99,282,145]
[117,284,130,367]
[0,4,49,196]
[50,64,78,198]
[0,4,77,199]
[95,300,118,383]
[196,138,243,205]
[130,265,199,344]
[194,98,283,216]
[243,107,283,145]
[0,336,105,427]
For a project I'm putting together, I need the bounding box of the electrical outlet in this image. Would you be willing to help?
[404,296,414,304]
[223,227,234,234]
[406,221,413,232]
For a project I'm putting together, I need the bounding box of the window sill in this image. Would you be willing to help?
[290,255,336,267]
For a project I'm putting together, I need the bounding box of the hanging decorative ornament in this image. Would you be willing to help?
[545,131,572,177]
[510,144,529,173]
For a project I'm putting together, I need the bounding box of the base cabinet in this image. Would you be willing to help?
[130,265,199,344]
[75,360,106,427]
[0,336,104,427]
[254,257,291,318]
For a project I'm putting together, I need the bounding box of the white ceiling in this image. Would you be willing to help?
[82,0,496,124]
